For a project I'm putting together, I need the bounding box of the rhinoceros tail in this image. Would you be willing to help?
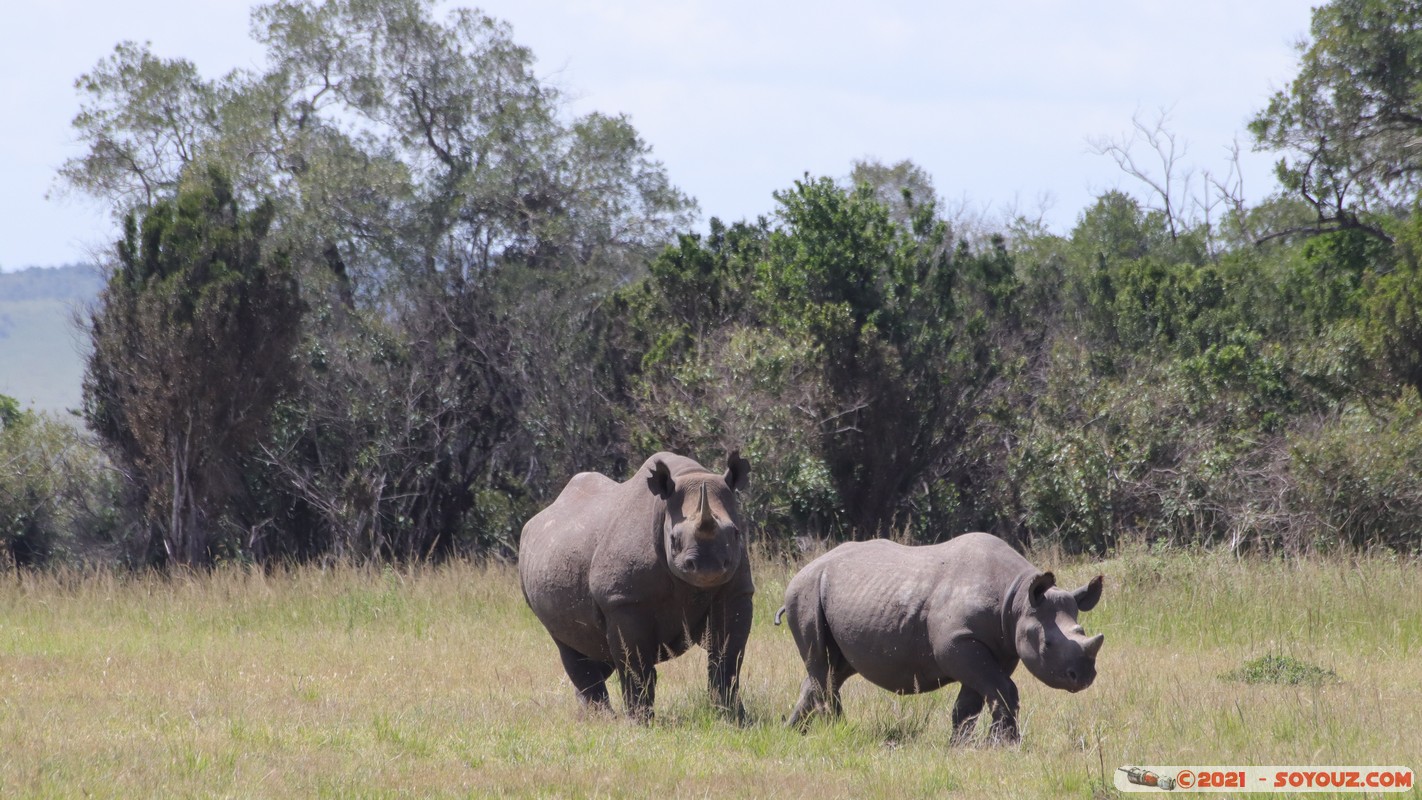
[774,606,787,626]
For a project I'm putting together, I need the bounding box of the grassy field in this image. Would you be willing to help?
[0,546,1418,798]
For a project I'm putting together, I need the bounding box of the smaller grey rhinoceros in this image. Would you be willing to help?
[518,452,753,721]
[776,532,1103,741]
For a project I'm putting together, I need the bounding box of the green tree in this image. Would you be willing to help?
[59,42,230,211]
[1368,207,1422,393]
[1250,0,1422,241]
[612,218,840,540]
[623,176,1010,540]
[63,0,693,295]
[1065,191,1167,356]
[84,168,302,566]
[63,0,694,562]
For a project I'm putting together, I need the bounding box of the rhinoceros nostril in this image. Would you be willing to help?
[1067,669,1079,683]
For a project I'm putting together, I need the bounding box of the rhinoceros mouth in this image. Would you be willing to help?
[1063,669,1095,693]
[676,565,733,588]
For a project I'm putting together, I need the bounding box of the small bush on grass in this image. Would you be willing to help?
[1222,654,1340,686]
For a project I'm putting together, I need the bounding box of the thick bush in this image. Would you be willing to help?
[0,398,124,568]
[1289,398,1422,553]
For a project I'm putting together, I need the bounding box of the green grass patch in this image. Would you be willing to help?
[1222,653,1341,686]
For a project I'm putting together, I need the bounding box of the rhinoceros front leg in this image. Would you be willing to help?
[984,681,1021,743]
[939,638,1021,744]
[706,590,753,721]
[606,610,660,722]
[949,687,985,744]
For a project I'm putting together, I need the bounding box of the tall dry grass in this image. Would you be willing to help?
[0,545,1417,798]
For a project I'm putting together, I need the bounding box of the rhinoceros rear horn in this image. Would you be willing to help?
[725,450,750,492]
[646,459,675,499]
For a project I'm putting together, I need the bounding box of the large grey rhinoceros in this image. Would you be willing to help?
[776,532,1103,741]
[518,451,753,721]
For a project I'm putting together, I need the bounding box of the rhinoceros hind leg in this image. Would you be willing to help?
[786,649,854,729]
[555,639,614,712]
[788,676,820,728]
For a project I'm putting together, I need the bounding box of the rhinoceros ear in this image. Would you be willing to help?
[725,450,750,492]
[1073,574,1104,612]
[646,459,675,500]
[1028,571,1056,609]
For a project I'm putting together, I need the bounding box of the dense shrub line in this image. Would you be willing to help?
[8,181,1422,566]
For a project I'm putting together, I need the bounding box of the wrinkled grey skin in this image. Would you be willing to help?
[777,532,1103,741]
[519,452,753,721]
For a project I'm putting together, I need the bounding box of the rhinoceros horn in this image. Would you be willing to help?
[1084,633,1104,658]
[693,483,717,540]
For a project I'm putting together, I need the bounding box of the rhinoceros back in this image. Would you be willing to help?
[789,535,1032,693]
[815,540,948,691]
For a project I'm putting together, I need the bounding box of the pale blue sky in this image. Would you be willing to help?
[1,1,1317,269]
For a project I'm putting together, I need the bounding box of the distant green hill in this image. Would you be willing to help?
[0,264,103,416]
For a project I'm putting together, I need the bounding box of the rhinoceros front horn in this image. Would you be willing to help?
[693,483,717,539]
[1083,633,1104,658]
